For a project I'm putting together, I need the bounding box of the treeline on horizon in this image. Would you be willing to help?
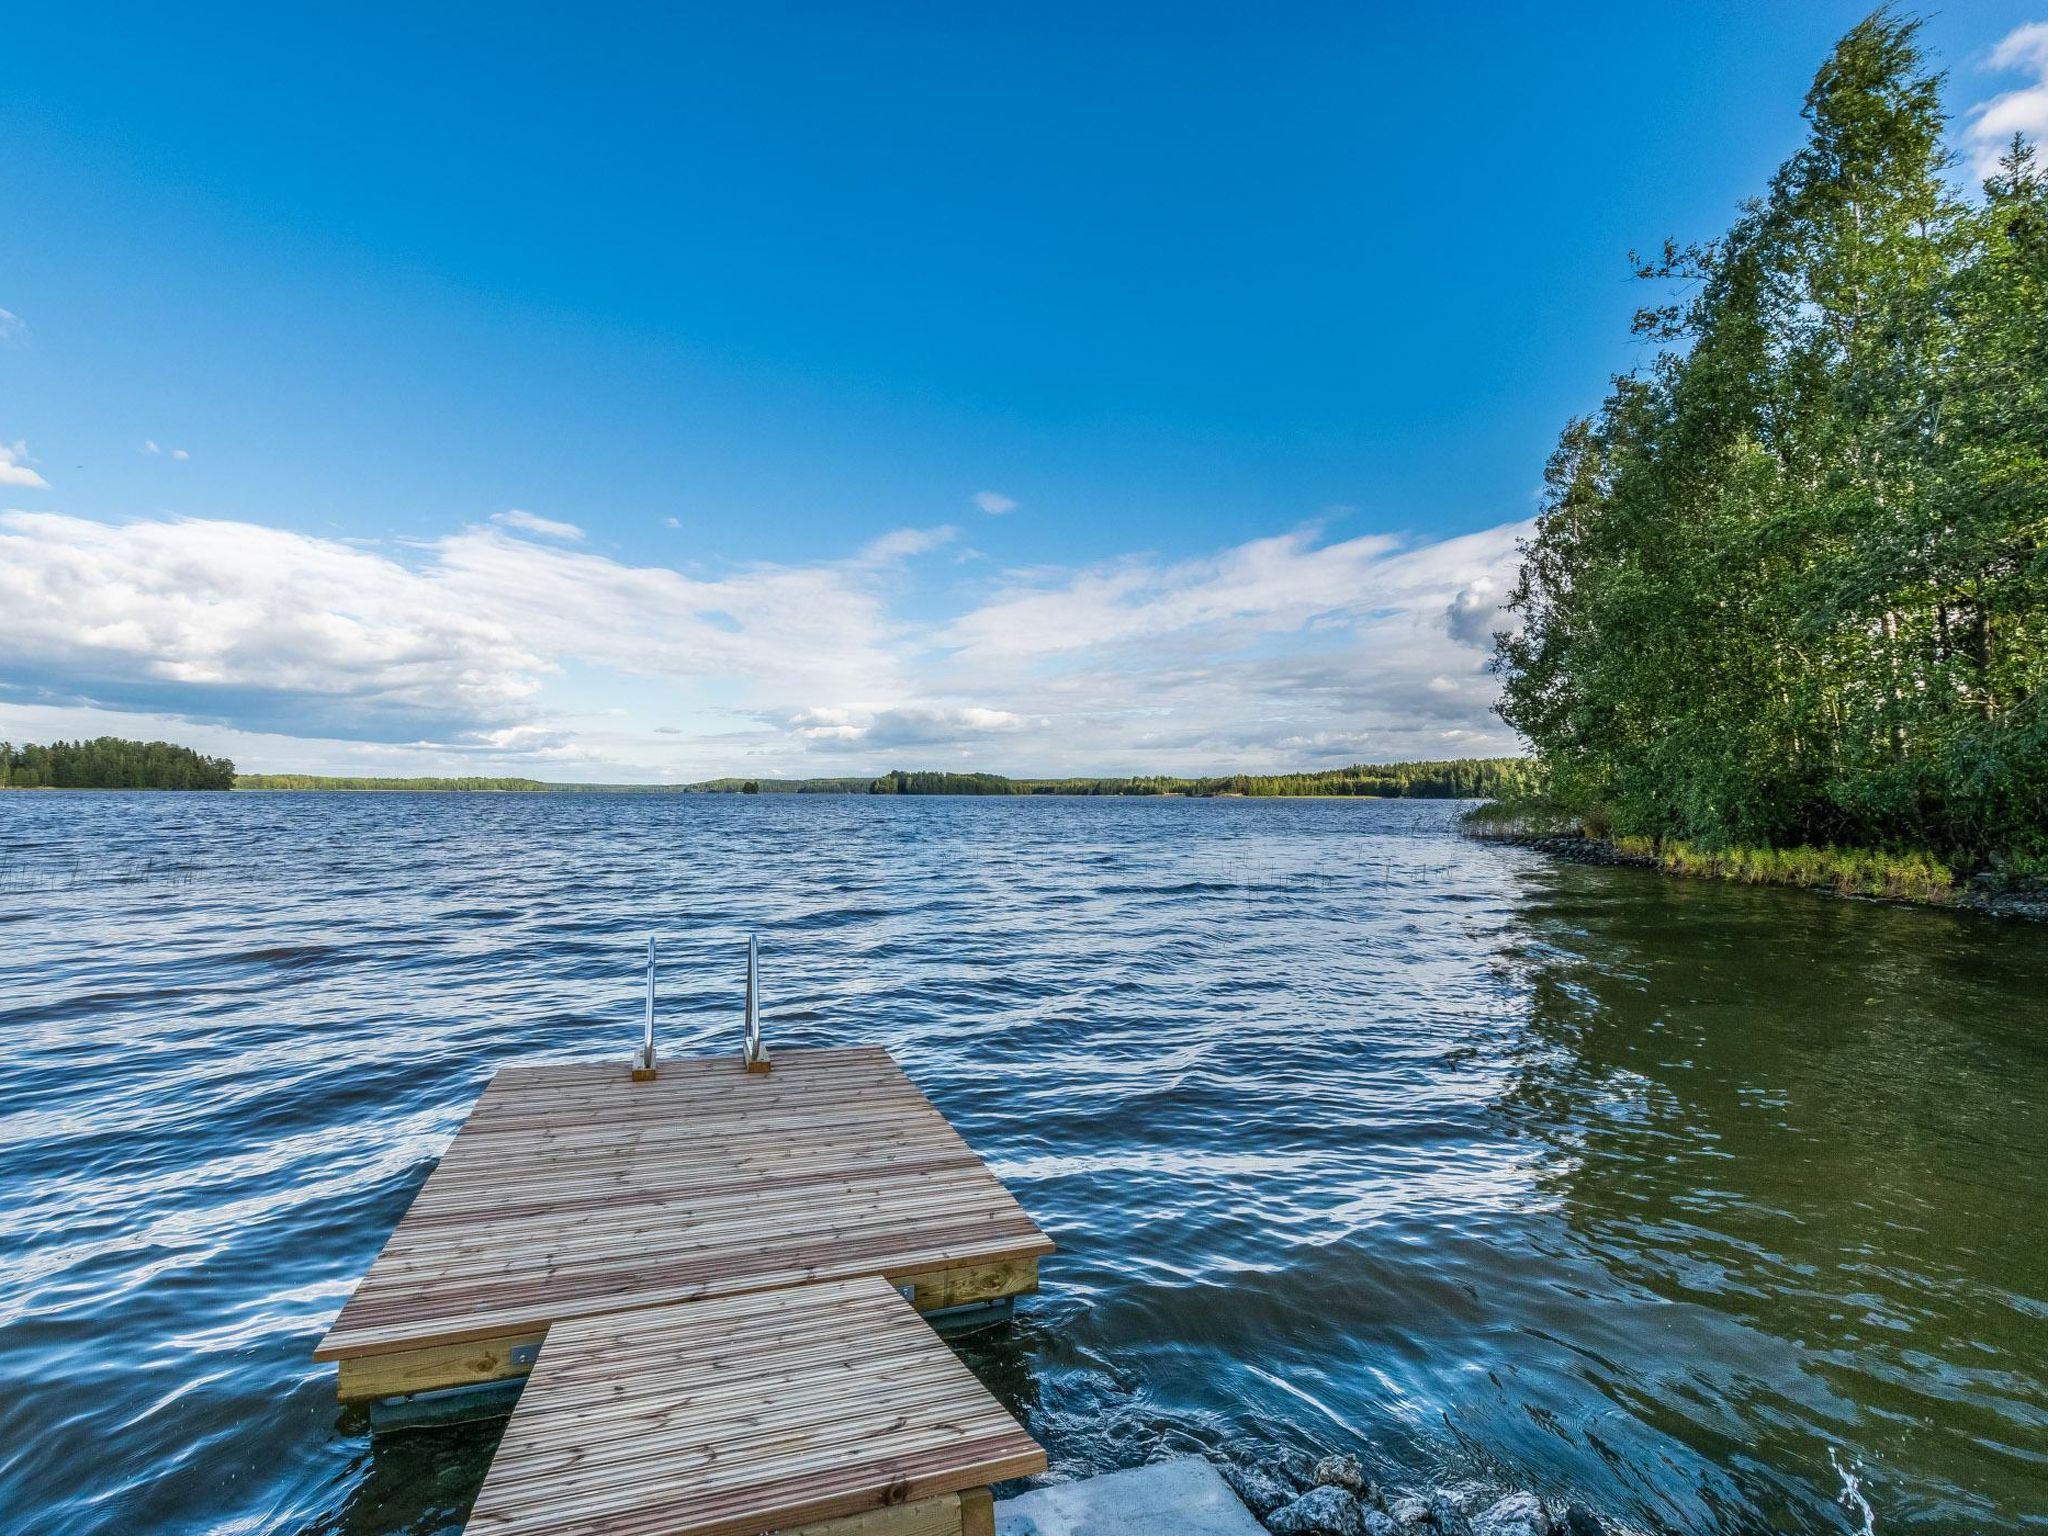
[0,737,236,790]
[228,758,1534,797]
[866,759,1537,798]
[233,773,874,793]
[1496,14,2047,871]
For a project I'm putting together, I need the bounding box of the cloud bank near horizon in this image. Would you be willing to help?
[0,502,1529,779]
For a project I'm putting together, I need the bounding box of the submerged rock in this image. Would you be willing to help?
[1312,1454,1374,1500]
[1557,1508,1607,1536]
[1427,1493,1476,1536]
[1223,1462,1299,1519]
[1473,1493,1550,1536]
[1268,1485,1368,1536]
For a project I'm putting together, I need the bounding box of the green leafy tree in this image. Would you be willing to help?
[1497,12,2047,866]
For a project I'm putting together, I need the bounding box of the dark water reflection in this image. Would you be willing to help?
[0,794,2039,1536]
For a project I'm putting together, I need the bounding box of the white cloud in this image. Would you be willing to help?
[855,525,956,565]
[0,309,21,344]
[665,516,681,528]
[142,440,191,460]
[0,502,1530,777]
[171,447,190,461]
[492,508,583,541]
[0,511,546,739]
[1446,575,1510,648]
[0,441,50,490]
[973,490,1019,516]
[1966,22,2048,179]
[788,704,1042,748]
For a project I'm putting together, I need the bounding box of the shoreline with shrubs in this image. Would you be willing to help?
[1461,799,2048,921]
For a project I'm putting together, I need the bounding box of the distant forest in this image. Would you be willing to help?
[869,760,1537,797]
[236,774,555,791]
[1,737,236,790]
[233,774,874,793]
[231,759,1533,798]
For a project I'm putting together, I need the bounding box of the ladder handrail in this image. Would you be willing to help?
[641,934,657,1073]
[743,934,762,1067]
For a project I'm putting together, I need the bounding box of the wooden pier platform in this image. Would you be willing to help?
[465,1275,1046,1536]
[315,1044,1053,1404]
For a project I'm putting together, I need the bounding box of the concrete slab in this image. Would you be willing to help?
[995,1460,1269,1536]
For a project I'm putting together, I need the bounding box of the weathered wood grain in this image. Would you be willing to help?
[465,1277,1044,1536]
[316,1046,1051,1398]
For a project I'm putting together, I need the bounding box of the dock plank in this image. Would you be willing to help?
[316,1046,1052,1376]
[466,1276,1046,1536]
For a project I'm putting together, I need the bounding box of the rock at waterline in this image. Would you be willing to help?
[1386,1497,1430,1529]
[1428,1494,1477,1536]
[1312,1454,1374,1500]
[1557,1508,1607,1536]
[1221,1463,1297,1519]
[1473,1493,1550,1536]
[1361,1511,1401,1536]
[1267,1486,1368,1536]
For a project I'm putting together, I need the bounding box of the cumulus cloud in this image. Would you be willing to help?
[1445,575,1510,647]
[973,491,1019,515]
[0,511,917,746]
[0,502,1530,775]
[0,441,51,490]
[492,508,583,541]
[788,704,1041,748]
[939,524,1514,663]
[0,512,545,739]
[1966,22,2048,179]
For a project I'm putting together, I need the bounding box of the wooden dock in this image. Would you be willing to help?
[315,1044,1053,1403]
[465,1276,1046,1536]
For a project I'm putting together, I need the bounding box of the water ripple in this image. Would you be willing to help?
[0,793,2041,1535]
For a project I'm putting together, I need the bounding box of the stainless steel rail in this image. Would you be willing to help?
[743,934,763,1068]
[641,934,657,1074]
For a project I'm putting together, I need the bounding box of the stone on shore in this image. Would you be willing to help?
[996,1460,1270,1536]
[1473,1493,1550,1536]
[1387,1497,1431,1529]
[1427,1493,1476,1536]
[1222,1462,1298,1518]
[1312,1454,1374,1499]
[1267,1485,1368,1536]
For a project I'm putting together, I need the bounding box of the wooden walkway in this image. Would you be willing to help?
[315,1045,1053,1402]
[465,1276,1046,1536]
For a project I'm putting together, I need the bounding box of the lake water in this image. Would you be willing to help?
[0,793,2041,1536]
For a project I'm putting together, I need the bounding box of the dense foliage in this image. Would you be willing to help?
[1,737,236,790]
[1495,14,2048,867]
[868,759,1536,798]
[869,771,1024,795]
[237,774,551,791]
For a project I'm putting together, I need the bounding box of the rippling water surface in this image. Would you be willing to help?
[2,793,2042,1536]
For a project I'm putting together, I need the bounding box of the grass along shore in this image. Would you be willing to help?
[1462,798,2044,915]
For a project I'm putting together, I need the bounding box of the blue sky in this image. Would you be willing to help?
[4,3,2045,779]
